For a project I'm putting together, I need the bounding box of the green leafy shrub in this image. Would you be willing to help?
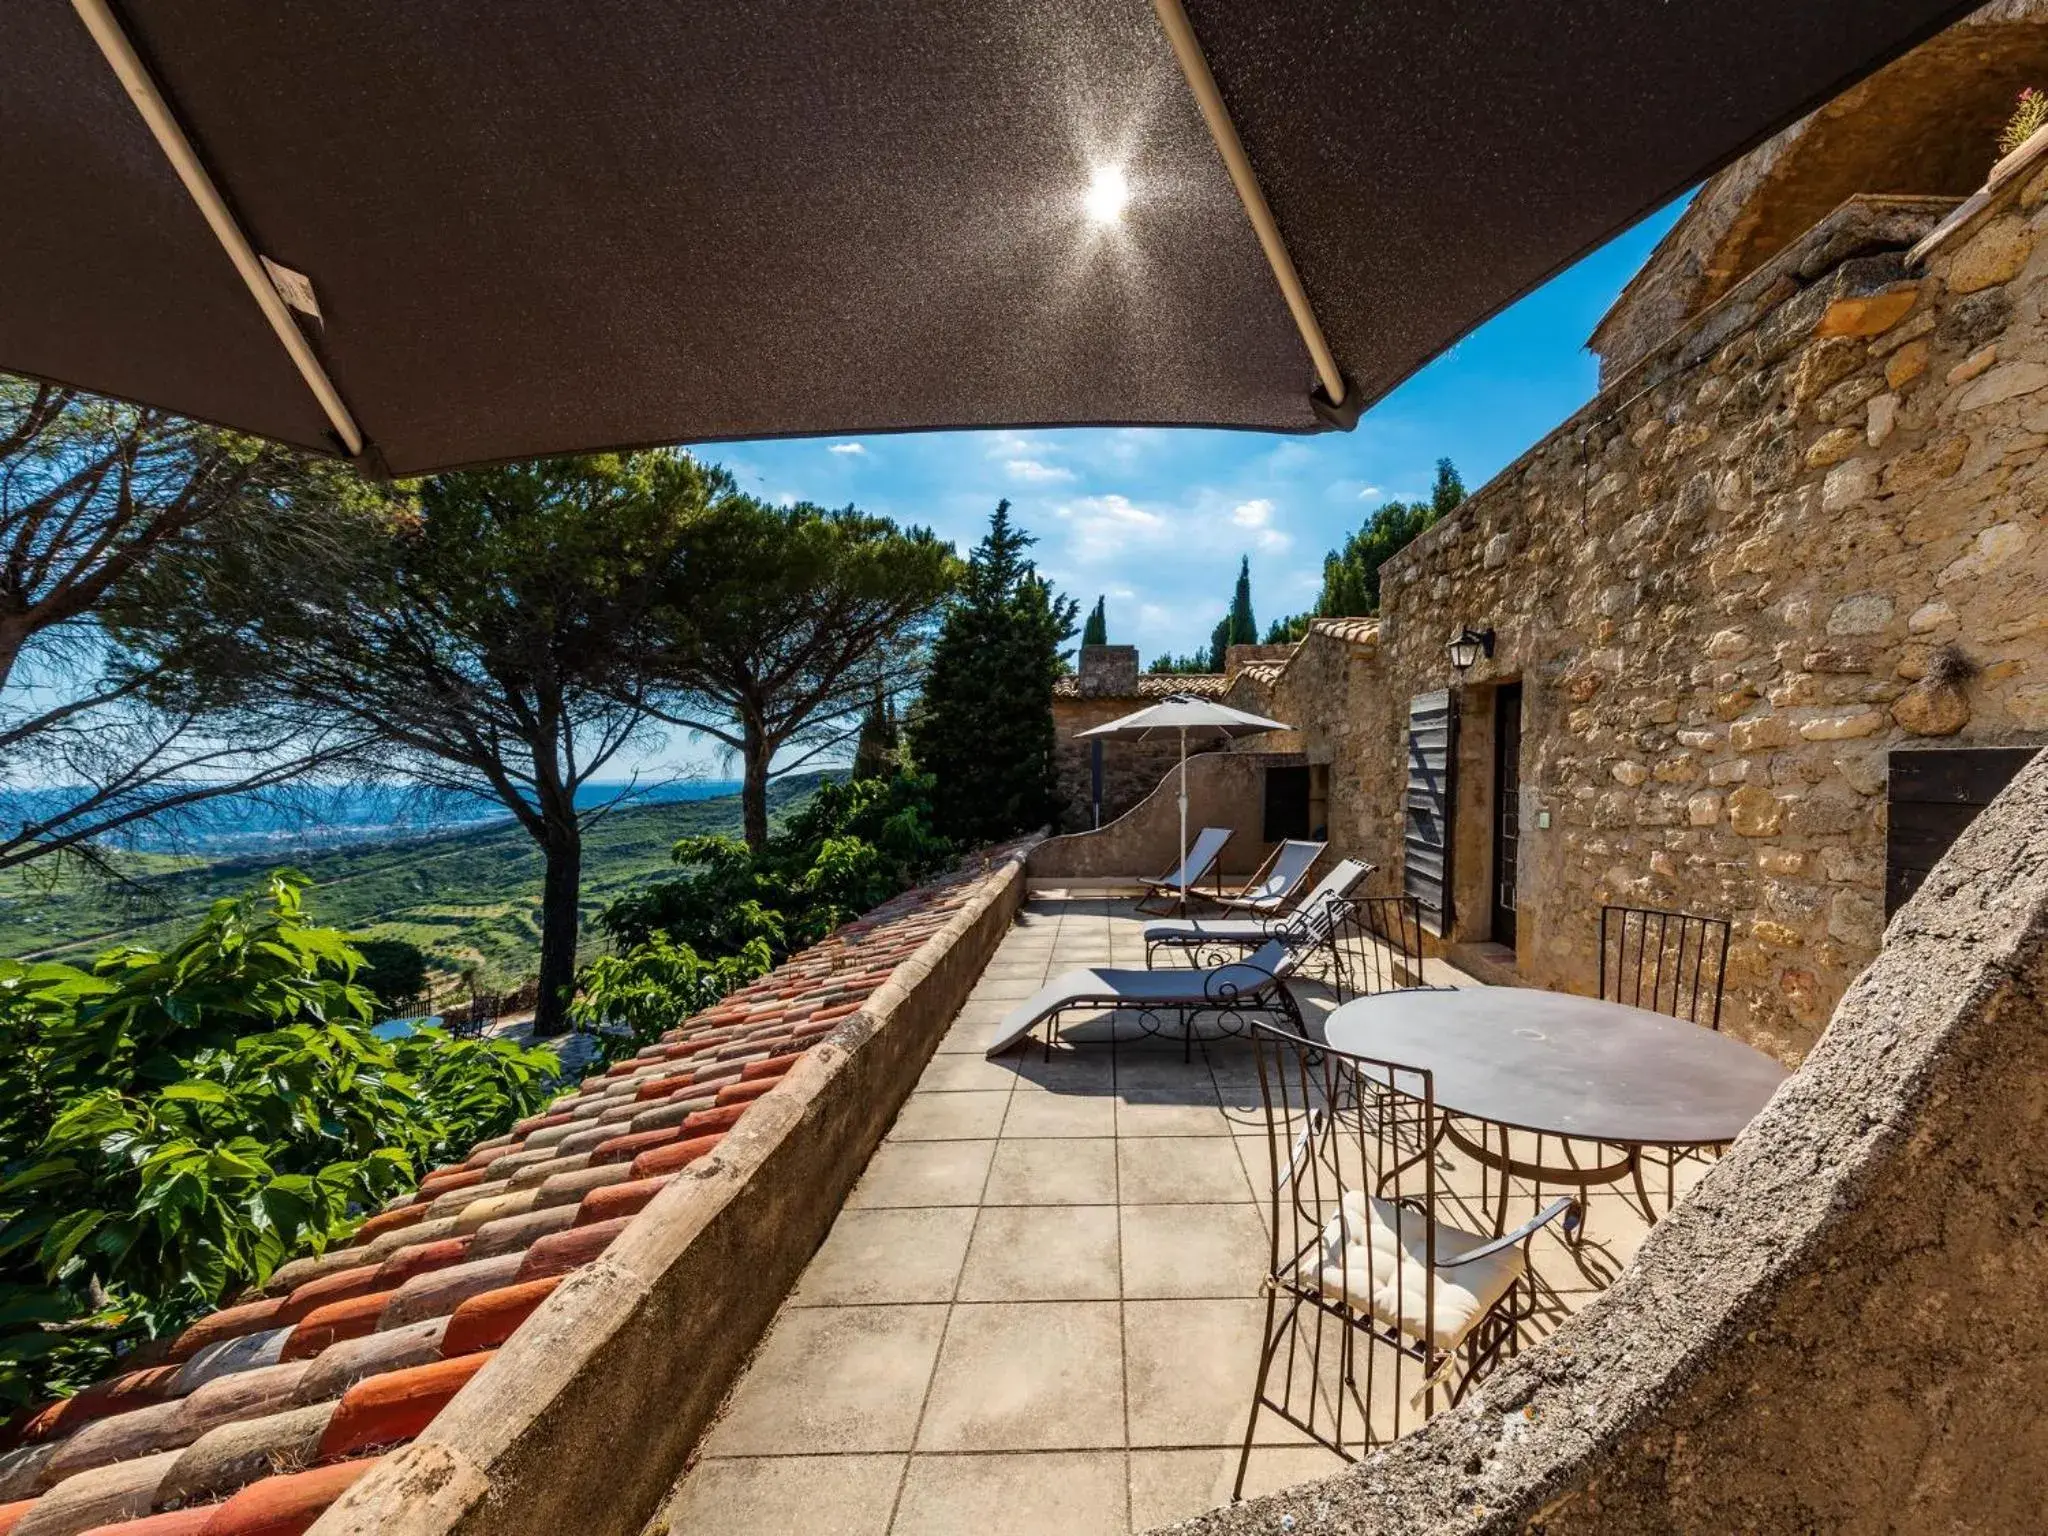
[598,771,957,961]
[352,936,432,1015]
[0,873,558,1409]
[569,934,773,1068]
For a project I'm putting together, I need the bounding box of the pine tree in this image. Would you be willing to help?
[909,502,1080,843]
[1081,595,1108,647]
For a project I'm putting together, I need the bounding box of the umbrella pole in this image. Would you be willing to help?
[1177,726,1189,915]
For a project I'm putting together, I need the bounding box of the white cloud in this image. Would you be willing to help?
[1355,484,1383,499]
[1230,498,1275,528]
[827,441,866,456]
[1006,458,1076,484]
[1056,493,1170,563]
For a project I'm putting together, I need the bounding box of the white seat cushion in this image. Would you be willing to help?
[1316,1189,1523,1353]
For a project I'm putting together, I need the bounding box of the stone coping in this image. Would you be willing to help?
[1159,748,2048,1533]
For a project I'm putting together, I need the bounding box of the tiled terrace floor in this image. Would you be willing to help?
[660,896,1681,1535]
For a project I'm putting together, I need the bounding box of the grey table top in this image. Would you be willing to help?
[1323,987,1790,1146]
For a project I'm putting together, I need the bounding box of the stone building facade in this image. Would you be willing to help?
[1050,645,1229,830]
[1225,162,2048,1063]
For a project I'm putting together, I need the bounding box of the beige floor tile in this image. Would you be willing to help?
[1127,1445,1350,1527]
[983,1138,1118,1206]
[916,1302,1125,1452]
[662,1454,903,1535]
[1119,1204,1267,1299]
[1001,1091,1117,1139]
[892,1451,1128,1536]
[1117,1137,1256,1205]
[1122,1298,1286,1449]
[1114,1052,1219,1093]
[917,1053,1022,1093]
[889,1091,1011,1141]
[1116,1092,1231,1138]
[957,1206,1120,1302]
[846,1139,997,1210]
[938,1018,1016,1054]
[703,1305,948,1456]
[791,1207,977,1306]
[1004,1053,1117,1096]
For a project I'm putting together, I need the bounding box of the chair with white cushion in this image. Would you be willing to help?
[1232,1022,1577,1497]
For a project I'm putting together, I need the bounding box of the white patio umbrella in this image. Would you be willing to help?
[1077,694,1290,882]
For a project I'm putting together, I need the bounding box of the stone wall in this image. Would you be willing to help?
[1227,168,2048,1062]
[1026,750,1295,885]
[1161,750,2048,1536]
[1051,693,1219,833]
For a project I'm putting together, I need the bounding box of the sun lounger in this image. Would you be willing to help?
[985,894,1344,1060]
[1143,858,1373,968]
[1202,838,1326,915]
[1136,825,1231,915]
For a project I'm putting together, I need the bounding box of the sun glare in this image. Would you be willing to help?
[1083,164,1129,224]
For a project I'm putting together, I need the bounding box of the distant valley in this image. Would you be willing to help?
[0,774,834,985]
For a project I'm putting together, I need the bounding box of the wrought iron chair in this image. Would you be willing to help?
[1325,893,1428,1002]
[1599,905,1731,1029]
[1234,1022,1576,1497]
[1600,904,1734,1208]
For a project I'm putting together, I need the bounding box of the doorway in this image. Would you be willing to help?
[1491,683,1522,947]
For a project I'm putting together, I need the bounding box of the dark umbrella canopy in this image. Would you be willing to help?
[0,1,1976,475]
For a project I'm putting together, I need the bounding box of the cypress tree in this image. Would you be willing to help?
[909,502,1080,843]
[1206,556,1259,669]
[1081,595,1108,647]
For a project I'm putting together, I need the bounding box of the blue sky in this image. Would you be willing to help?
[643,195,1686,777]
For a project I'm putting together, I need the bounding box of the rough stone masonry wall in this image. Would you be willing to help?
[1160,750,2048,1536]
[1051,693,1216,833]
[1252,179,2048,1063]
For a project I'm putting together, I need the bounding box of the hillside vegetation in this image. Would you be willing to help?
[0,775,834,984]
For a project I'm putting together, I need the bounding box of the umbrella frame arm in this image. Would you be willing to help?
[68,0,367,459]
[1150,0,1357,429]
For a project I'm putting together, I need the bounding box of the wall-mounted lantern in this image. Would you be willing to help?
[1446,626,1495,672]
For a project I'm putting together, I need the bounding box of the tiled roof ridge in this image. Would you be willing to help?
[0,842,1033,1536]
[1305,615,1379,647]
[1051,672,1229,699]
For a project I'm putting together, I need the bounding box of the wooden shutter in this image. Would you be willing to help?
[1404,690,1457,935]
[1885,747,2037,916]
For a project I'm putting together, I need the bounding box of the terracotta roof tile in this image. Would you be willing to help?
[1307,615,1380,647]
[1,852,1019,1533]
[79,1509,213,1536]
[192,1456,381,1536]
[440,1280,559,1357]
[280,1293,397,1361]
[317,1354,493,1460]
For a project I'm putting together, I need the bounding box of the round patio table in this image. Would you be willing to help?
[1323,987,1789,1224]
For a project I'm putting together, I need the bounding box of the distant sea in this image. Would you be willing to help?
[2,779,745,855]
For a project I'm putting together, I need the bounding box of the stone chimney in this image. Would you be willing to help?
[1075,644,1139,697]
[1224,643,1295,682]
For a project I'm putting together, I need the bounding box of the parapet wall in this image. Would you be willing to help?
[312,845,1034,1536]
[1162,746,2048,1535]
[1026,750,1296,885]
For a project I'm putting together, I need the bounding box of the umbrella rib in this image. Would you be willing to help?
[1150,0,1348,415]
[68,0,366,458]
